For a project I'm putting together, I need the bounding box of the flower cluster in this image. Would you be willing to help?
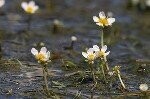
[31,47,50,64]
[82,45,110,64]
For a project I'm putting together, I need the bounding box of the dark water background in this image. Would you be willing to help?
[0,0,149,98]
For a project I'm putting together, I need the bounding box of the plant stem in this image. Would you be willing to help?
[103,58,110,71]
[117,70,126,89]
[101,29,109,71]
[42,65,49,93]
[101,29,104,47]
[89,64,96,84]
[27,14,32,31]
[101,62,107,83]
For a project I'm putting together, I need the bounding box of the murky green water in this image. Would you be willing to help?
[0,0,149,98]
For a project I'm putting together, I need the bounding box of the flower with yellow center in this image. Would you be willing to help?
[82,48,96,64]
[92,45,110,59]
[21,1,39,14]
[93,11,115,27]
[31,47,50,63]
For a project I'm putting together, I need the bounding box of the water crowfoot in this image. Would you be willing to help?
[93,11,115,55]
[71,36,77,49]
[113,66,126,89]
[93,45,110,71]
[21,1,39,32]
[64,36,77,50]
[31,47,52,96]
[93,11,115,27]
[82,48,97,88]
[21,1,39,14]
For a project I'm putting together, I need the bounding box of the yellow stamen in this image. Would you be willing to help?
[26,6,34,13]
[87,54,95,61]
[98,51,105,57]
[99,18,108,26]
[35,53,46,62]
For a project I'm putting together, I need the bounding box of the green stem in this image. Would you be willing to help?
[89,64,96,84]
[101,29,104,47]
[101,62,107,83]
[101,29,109,71]
[103,58,110,71]
[27,14,32,31]
[42,66,49,93]
[117,70,126,89]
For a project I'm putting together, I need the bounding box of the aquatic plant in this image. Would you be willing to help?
[82,48,97,84]
[113,66,126,89]
[93,11,115,50]
[82,48,96,64]
[21,1,39,31]
[71,36,77,42]
[21,1,39,14]
[31,47,51,95]
[92,45,110,82]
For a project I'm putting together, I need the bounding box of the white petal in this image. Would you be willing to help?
[29,1,35,7]
[21,2,28,10]
[99,11,106,19]
[93,16,99,22]
[33,5,39,12]
[40,47,47,54]
[96,22,103,26]
[101,45,107,52]
[107,18,115,25]
[105,51,110,56]
[82,52,88,58]
[31,48,38,55]
[46,51,50,59]
[93,45,100,51]
[87,48,94,54]
[0,0,5,7]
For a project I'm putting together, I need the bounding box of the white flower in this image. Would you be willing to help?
[146,0,150,7]
[82,48,96,64]
[93,11,115,27]
[31,47,50,63]
[92,45,110,58]
[0,0,5,7]
[21,1,39,14]
[139,84,149,91]
[71,36,77,41]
